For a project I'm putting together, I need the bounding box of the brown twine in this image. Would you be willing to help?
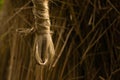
[16,0,55,67]
[16,27,53,35]
[32,0,55,66]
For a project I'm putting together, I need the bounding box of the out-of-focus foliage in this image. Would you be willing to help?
[0,0,3,9]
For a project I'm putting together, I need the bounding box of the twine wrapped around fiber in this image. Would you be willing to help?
[32,0,55,66]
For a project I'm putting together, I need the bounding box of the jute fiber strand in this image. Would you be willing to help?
[32,0,55,66]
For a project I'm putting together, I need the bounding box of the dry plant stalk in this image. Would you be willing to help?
[32,0,55,66]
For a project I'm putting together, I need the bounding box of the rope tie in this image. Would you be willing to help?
[17,0,55,67]
[16,27,53,35]
[16,26,54,66]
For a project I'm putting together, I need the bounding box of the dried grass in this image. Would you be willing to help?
[0,0,120,80]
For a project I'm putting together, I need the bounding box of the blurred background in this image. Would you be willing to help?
[0,0,120,80]
[0,0,3,10]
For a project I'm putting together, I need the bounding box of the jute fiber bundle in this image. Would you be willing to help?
[32,0,55,66]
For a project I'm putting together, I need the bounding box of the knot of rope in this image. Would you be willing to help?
[16,0,55,68]
[16,27,53,35]
[16,27,54,65]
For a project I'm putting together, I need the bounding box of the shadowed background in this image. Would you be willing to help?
[0,0,120,80]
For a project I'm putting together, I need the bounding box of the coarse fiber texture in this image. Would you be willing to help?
[32,0,55,66]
